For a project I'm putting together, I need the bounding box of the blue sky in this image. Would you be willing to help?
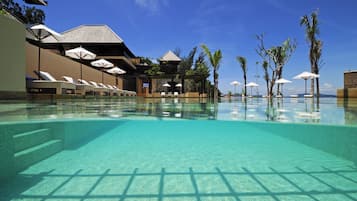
[33,0,357,94]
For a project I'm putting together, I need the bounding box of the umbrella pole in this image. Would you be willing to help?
[38,46,41,79]
[80,63,83,81]
[304,79,307,95]
[102,70,104,83]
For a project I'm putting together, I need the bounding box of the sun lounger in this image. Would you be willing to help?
[62,76,94,95]
[174,92,179,97]
[29,71,75,95]
[112,85,125,96]
[161,92,166,97]
[89,81,110,96]
[106,84,119,96]
[78,79,106,96]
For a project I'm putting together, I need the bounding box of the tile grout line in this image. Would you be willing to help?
[158,168,165,201]
[119,168,138,201]
[189,167,201,201]
[270,167,319,201]
[241,167,279,201]
[216,167,241,201]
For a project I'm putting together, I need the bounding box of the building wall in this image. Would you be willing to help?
[0,15,26,93]
[344,71,357,88]
[26,43,123,89]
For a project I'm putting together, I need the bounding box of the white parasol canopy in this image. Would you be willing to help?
[230,81,241,86]
[107,67,126,75]
[246,82,259,87]
[276,78,292,96]
[246,82,259,97]
[91,59,114,83]
[30,24,62,40]
[107,67,126,87]
[65,47,96,60]
[91,59,114,69]
[163,83,171,87]
[29,24,62,79]
[293,71,319,95]
[293,71,319,80]
[65,47,96,80]
[230,81,240,95]
[175,83,182,87]
[276,78,292,84]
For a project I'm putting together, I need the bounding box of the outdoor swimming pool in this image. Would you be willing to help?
[1,97,357,201]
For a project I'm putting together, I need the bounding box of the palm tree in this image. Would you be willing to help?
[313,40,323,99]
[178,47,197,94]
[237,56,247,97]
[300,10,320,97]
[201,44,222,103]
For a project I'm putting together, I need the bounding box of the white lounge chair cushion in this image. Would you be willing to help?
[62,76,74,84]
[78,79,90,85]
[98,83,109,88]
[89,81,99,87]
[39,71,56,81]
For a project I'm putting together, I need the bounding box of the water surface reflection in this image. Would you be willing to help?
[0,97,356,125]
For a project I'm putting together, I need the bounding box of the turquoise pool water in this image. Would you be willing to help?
[1,98,357,201]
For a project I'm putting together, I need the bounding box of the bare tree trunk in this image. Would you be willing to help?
[316,77,320,99]
[269,81,274,97]
[181,77,185,94]
[310,45,315,96]
[310,73,315,96]
[243,74,247,97]
[266,80,269,97]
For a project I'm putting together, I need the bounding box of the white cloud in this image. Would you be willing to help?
[134,0,168,14]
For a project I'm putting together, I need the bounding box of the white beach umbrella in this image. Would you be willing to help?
[276,78,292,96]
[91,59,114,83]
[246,82,259,96]
[293,71,319,95]
[107,67,126,75]
[65,47,96,80]
[163,83,171,87]
[107,67,126,86]
[175,83,182,87]
[29,24,62,79]
[230,81,240,95]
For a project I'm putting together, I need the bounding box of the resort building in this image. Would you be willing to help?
[0,9,207,99]
[337,70,357,98]
[26,24,137,93]
[135,51,208,98]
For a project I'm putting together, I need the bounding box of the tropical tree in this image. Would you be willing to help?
[300,10,322,97]
[178,47,197,93]
[193,52,210,94]
[313,40,323,98]
[236,56,247,97]
[1,0,45,24]
[256,34,296,96]
[201,44,223,103]
[262,60,269,96]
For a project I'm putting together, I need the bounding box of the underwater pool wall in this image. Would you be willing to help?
[0,120,120,181]
[253,122,357,165]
